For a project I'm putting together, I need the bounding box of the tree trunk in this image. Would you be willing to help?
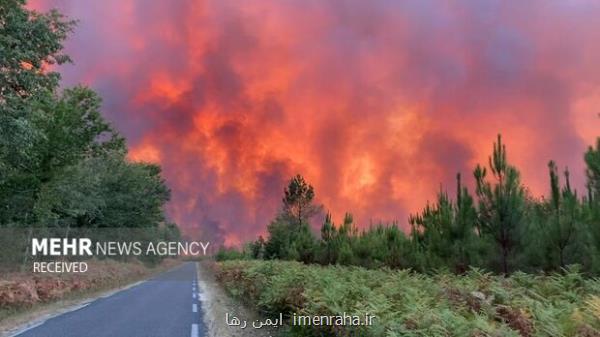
[559,246,565,269]
[502,245,509,276]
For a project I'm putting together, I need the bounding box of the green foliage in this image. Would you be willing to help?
[474,134,527,274]
[265,216,292,259]
[0,0,170,230]
[217,260,600,337]
[0,0,73,98]
[316,214,414,269]
[282,174,322,227]
[0,0,178,271]
[265,175,320,262]
[249,235,266,259]
[1,86,127,225]
[319,212,337,264]
[244,134,600,277]
[526,163,586,271]
[584,139,600,272]
[265,215,317,263]
[34,155,170,229]
[409,173,486,273]
[215,246,250,262]
[1,0,75,180]
[585,139,600,202]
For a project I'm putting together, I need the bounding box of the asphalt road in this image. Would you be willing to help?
[15,262,206,337]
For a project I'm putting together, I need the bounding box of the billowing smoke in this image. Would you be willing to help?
[31,0,600,245]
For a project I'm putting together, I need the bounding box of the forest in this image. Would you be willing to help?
[0,0,178,270]
[219,134,600,276]
[215,139,600,336]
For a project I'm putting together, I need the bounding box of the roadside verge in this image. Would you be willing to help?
[196,261,280,337]
[0,259,180,336]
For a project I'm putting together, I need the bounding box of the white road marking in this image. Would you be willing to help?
[191,324,199,337]
[192,303,198,312]
[193,293,196,299]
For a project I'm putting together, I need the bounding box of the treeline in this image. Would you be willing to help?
[0,1,178,267]
[219,135,600,275]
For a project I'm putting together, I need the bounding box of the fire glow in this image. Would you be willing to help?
[30,0,600,245]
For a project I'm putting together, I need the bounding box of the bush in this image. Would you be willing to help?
[215,260,600,337]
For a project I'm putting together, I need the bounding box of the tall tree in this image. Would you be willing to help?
[282,174,321,227]
[0,0,73,99]
[585,138,600,202]
[265,175,320,262]
[0,1,123,226]
[0,1,176,270]
[1,0,75,179]
[453,173,483,272]
[319,212,337,264]
[409,174,481,272]
[474,134,526,275]
[544,162,581,268]
[584,138,600,271]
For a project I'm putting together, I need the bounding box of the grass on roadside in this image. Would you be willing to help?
[0,259,180,329]
[215,260,600,337]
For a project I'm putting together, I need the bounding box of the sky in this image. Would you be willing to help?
[30,0,600,245]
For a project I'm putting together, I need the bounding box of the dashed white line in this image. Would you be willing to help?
[191,323,199,337]
[192,303,198,313]
[193,293,196,299]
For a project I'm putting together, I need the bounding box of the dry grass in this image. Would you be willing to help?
[0,258,180,333]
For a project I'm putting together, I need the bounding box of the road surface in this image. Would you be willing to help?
[15,262,206,337]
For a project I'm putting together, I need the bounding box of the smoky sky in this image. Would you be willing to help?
[30,0,600,244]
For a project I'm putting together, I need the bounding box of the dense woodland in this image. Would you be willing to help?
[221,136,600,275]
[0,1,178,267]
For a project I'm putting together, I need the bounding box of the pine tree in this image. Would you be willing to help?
[539,162,582,269]
[282,174,321,228]
[584,138,600,271]
[453,173,482,272]
[408,174,481,272]
[585,139,600,202]
[265,175,320,262]
[474,134,526,275]
[319,212,337,264]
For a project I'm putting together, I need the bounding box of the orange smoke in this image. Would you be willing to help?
[31,0,600,245]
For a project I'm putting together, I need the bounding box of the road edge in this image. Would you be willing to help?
[196,261,280,337]
[2,262,185,337]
